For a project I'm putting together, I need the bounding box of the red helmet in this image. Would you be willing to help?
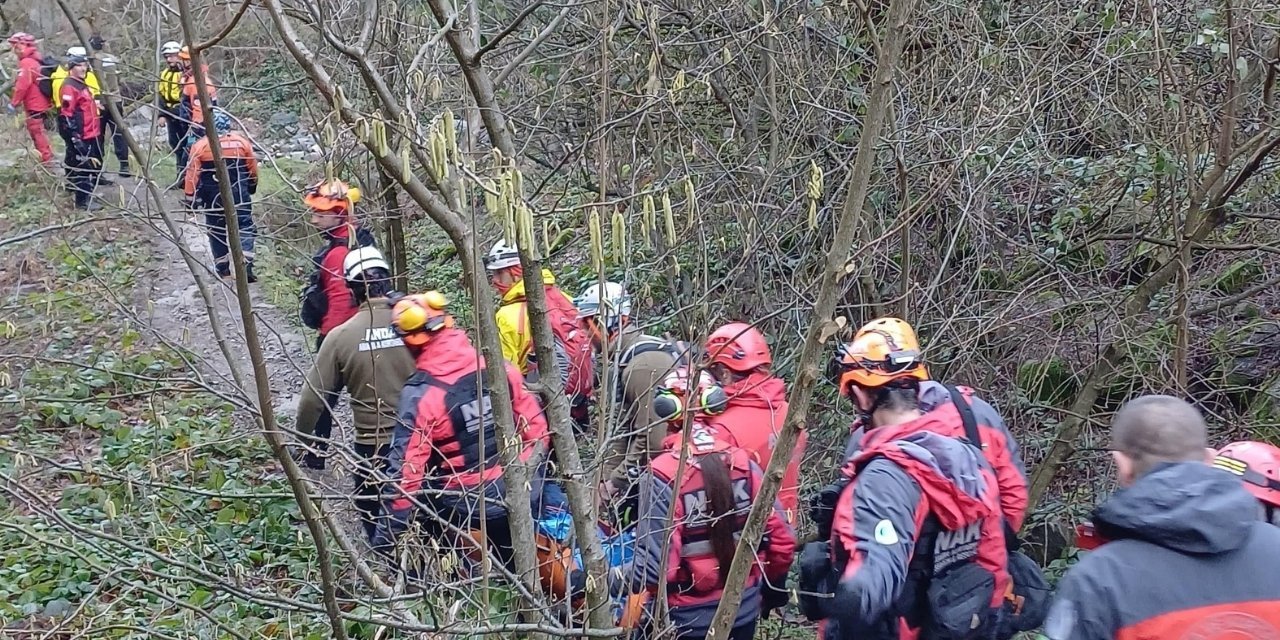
[7,32,35,48]
[704,322,771,372]
[1214,441,1280,509]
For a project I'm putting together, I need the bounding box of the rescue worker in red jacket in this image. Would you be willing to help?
[1214,440,1280,526]
[296,179,376,468]
[836,317,1028,532]
[6,33,54,165]
[631,368,796,640]
[804,328,1011,640]
[1044,396,1280,640]
[373,292,550,569]
[183,109,258,281]
[703,322,807,523]
[485,241,594,426]
[58,52,102,211]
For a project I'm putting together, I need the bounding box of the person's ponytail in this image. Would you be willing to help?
[700,452,738,584]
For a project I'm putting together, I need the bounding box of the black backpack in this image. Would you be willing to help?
[37,57,58,100]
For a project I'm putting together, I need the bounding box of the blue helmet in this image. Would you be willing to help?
[212,109,232,134]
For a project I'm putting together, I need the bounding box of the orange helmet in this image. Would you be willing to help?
[390,291,453,348]
[652,367,728,426]
[303,179,362,213]
[1214,441,1280,510]
[704,322,771,372]
[832,317,929,395]
[178,45,191,61]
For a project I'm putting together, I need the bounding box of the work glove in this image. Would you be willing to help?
[6,104,15,116]
[72,139,91,163]
[762,579,791,620]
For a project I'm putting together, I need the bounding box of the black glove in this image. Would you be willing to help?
[762,580,791,619]
[72,138,89,160]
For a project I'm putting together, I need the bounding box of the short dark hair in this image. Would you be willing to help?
[348,267,394,304]
[871,381,919,413]
[1112,395,1207,478]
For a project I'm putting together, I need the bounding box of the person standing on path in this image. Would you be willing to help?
[297,179,376,468]
[88,35,130,178]
[294,247,416,542]
[183,109,258,281]
[6,33,55,166]
[58,53,102,211]
[176,45,217,188]
[156,41,186,185]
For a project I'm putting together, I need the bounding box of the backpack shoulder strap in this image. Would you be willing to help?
[945,384,982,450]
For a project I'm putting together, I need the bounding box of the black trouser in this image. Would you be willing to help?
[352,442,390,543]
[308,334,335,456]
[166,110,189,176]
[64,138,103,207]
[98,101,128,168]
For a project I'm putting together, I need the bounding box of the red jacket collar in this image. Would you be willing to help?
[722,373,787,408]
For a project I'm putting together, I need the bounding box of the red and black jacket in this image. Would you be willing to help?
[1044,461,1280,640]
[312,225,375,336]
[385,328,549,520]
[58,76,100,142]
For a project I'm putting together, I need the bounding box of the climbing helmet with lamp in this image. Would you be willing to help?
[483,240,521,271]
[576,281,631,335]
[160,41,182,56]
[343,247,390,283]
[831,317,929,395]
[1214,441,1280,510]
[390,292,453,348]
[704,322,772,372]
[652,367,728,425]
[303,179,361,213]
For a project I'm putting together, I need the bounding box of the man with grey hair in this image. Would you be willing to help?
[1044,395,1280,639]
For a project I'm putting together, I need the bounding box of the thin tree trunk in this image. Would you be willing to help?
[171,1,350,638]
[703,0,920,635]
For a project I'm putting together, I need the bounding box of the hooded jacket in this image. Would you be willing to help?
[709,373,808,522]
[633,423,796,636]
[384,328,550,521]
[844,381,1028,531]
[1044,462,1280,640]
[11,47,53,114]
[825,428,1009,640]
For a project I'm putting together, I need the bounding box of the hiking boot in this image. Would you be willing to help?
[97,177,115,187]
[117,163,132,178]
[75,200,103,212]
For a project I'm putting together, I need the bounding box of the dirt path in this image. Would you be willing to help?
[125,176,367,544]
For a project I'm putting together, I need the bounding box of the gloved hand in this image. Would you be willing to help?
[72,137,89,161]
[762,579,791,620]
[6,104,16,116]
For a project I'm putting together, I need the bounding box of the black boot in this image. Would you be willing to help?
[118,162,132,178]
[245,263,258,284]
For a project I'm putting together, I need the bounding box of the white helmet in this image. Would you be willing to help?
[483,240,521,271]
[576,281,631,333]
[343,246,391,282]
[160,41,182,55]
[66,46,88,57]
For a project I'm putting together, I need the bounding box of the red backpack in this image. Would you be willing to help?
[529,287,595,399]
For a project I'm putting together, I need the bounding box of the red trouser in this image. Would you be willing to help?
[24,113,54,164]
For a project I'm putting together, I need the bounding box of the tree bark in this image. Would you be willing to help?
[703,0,920,635]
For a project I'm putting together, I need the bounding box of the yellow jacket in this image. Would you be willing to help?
[496,268,574,373]
[158,67,183,106]
[51,66,100,103]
